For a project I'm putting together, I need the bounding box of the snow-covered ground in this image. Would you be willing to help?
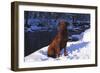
[25,29,91,62]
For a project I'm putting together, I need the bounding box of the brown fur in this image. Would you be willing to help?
[47,20,68,58]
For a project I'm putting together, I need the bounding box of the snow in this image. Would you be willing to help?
[25,29,91,62]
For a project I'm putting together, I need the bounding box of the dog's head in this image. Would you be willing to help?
[58,20,69,31]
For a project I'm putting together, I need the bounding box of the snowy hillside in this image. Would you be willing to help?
[25,29,91,62]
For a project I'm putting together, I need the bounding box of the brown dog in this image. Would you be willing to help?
[47,20,68,58]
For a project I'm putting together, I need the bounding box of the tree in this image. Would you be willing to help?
[24,11,30,28]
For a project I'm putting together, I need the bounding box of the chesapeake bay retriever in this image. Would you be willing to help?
[47,20,68,58]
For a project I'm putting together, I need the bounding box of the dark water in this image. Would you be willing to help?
[24,30,57,56]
